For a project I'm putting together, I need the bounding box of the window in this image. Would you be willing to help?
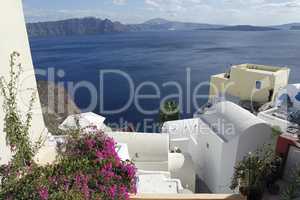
[295,92,300,101]
[256,81,262,89]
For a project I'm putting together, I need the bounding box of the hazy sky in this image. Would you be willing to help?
[23,0,300,25]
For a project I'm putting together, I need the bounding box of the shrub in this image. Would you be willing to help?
[0,52,137,200]
[230,144,282,200]
[1,130,137,200]
[159,101,180,127]
[281,167,300,200]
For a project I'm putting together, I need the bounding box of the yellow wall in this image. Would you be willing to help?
[209,65,290,104]
[209,74,227,96]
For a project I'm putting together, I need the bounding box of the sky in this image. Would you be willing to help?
[23,0,300,25]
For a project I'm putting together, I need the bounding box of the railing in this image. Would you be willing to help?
[130,194,245,200]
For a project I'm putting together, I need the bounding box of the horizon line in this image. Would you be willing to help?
[25,16,300,27]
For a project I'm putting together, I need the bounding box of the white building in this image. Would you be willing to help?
[106,131,190,193]
[258,84,300,132]
[136,170,186,194]
[106,131,185,174]
[162,101,273,193]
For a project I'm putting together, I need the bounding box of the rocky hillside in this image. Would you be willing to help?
[27,17,128,37]
[27,17,300,37]
[26,17,224,37]
[37,80,81,134]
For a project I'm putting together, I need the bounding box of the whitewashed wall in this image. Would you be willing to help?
[236,124,272,162]
[193,130,224,193]
[0,0,52,164]
[163,118,225,193]
[162,118,200,153]
[218,124,272,193]
[219,138,239,193]
[106,132,170,171]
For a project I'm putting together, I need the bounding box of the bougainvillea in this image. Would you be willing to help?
[1,130,137,200]
[0,52,137,199]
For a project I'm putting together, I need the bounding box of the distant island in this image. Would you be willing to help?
[26,17,299,37]
[202,25,279,31]
[26,18,128,37]
[128,18,223,32]
[26,17,223,37]
[290,26,300,30]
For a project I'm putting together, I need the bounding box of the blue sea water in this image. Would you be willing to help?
[29,30,300,132]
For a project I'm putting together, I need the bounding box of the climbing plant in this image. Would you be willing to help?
[0,52,137,200]
[0,51,43,190]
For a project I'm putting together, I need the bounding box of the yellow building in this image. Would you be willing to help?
[209,64,290,106]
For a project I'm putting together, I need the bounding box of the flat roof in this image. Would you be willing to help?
[233,63,289,73]
[211,73,228,79]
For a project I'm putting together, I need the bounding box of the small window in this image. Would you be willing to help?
[256,81,262,90]
[206,143,210,149]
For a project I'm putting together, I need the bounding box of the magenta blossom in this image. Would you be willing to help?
[38,186,49,200]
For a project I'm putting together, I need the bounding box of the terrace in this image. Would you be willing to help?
[236,63,285,73]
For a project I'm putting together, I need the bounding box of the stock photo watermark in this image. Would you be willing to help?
[14,64,273,132]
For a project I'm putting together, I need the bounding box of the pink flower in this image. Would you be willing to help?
[75,174,81,187]
[119,185,130,199]
[108,185,116,199]
[96,150,104,159]
[35,132,137,200]
[81,175,90,200]
[38,186,49,200]
[85,138,96,149]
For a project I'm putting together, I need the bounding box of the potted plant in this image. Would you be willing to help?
[231,145,282,200]
[231,152,265,200]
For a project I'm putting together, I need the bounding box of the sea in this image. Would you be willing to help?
[29,30,300,132]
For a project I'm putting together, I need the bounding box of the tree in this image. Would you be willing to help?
[159,101,180,127]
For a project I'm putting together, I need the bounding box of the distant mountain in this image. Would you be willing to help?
[26,17,300,37]
[290,26,300,30]
[143,18,171,25]
[27,17,225,37]
[26,17,128,37]
[204,25,279,31]
[128,18,224,31]
[271,23,300,30]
